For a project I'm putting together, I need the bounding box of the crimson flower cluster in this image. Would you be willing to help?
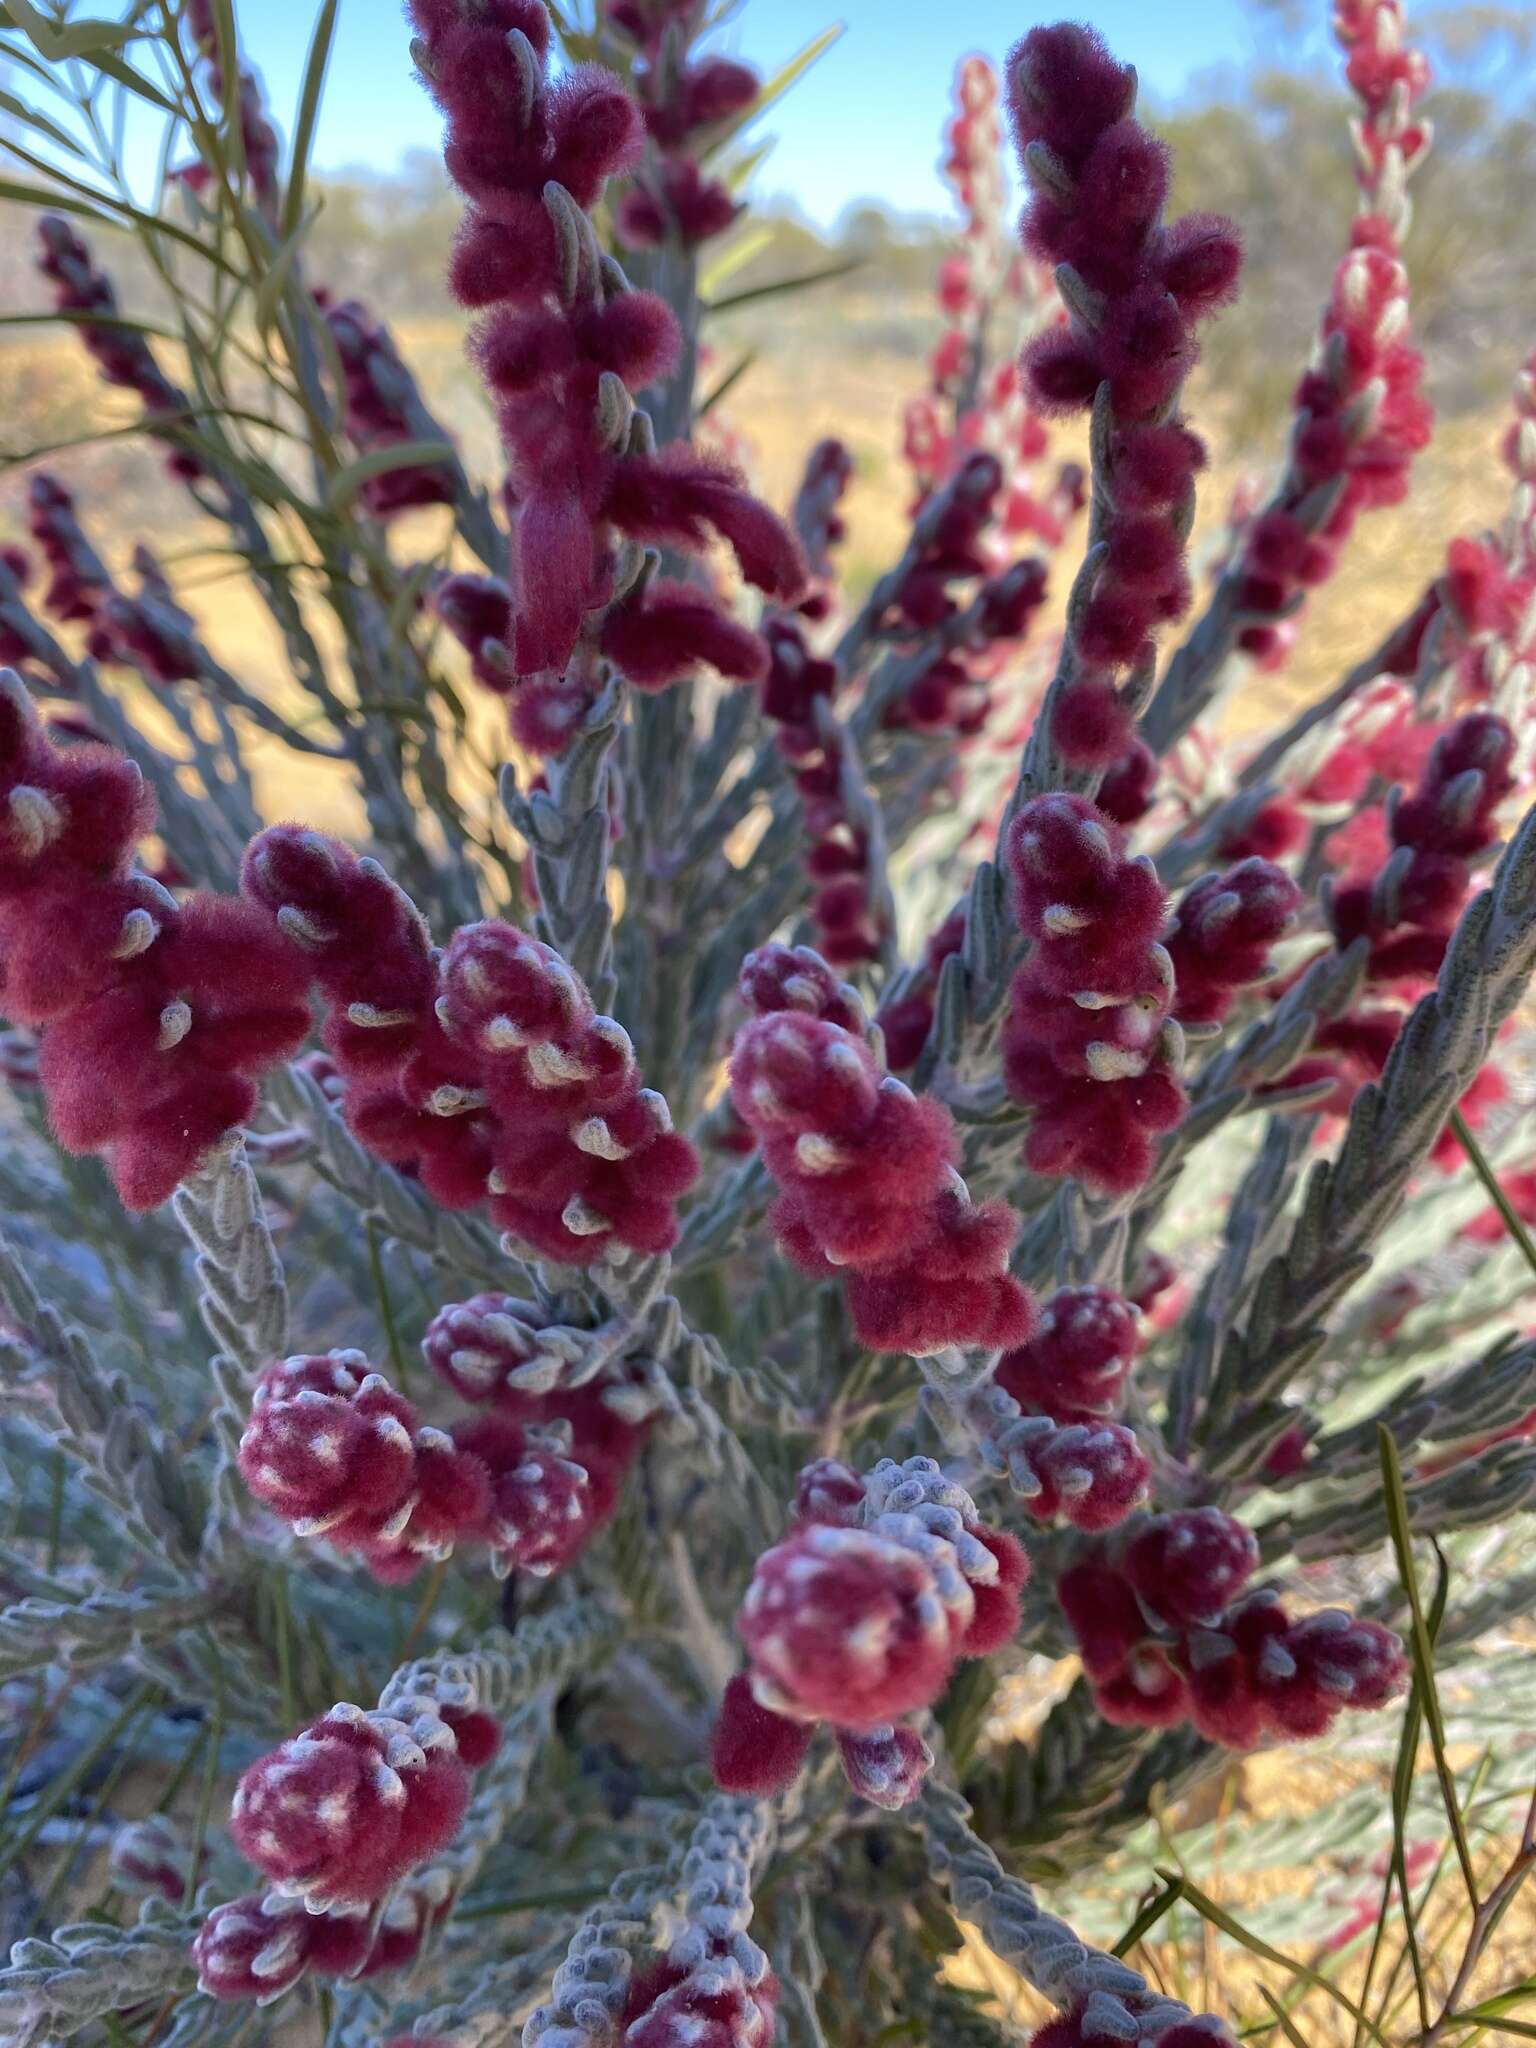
[1165,857,1302,1024]
[1002,791,1186,1194]
[0,681,308,1207]
[409,0,802,681]
[1060,1508,1407,1746]
[242,1316,645,1585]
[243,828,698,1263]
[622,1960,778,2048]
[1229,237,1432,664]
[317,293,457,516]
[34,218,203,481]
[887,558,1051,741]
[225,1697,496,1911]
[179,0,280,207]
[431,571,597,755]
[610,5,756,250]
[1288,713,1515,1122]
[730,994,1035,1355]
[26,474,109,629]
[790,436,853,620]
[197,1879,456,2005]
[1029,2008,1232,2048]
[713,1457,1028,1808]
[989,1284,1152,1531]
[759,614,886,966]
[1006,24,1241,762]
[1225,0,1432,665]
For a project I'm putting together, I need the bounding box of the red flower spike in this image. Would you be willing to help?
[1058,1560,1151,1680]
[1019,1420,1151,1532]
[437,918,697,1263]
[1166,859,1302,1025]
[730,1009,1034,1354]
[738,942,868,1036]
[997,1284,1140,1423]
[1002,792,1186,1194]
[193,1896,341,2004]
[959,1526,1030,1655]
[449,1411,597,1578]
[836,1723,934,1810]
[239,1351,491,1580]
[229,1704,471,1909]
[625,1969,779,2048]
[709,1671,817,1796]
[1094,1646,1191,1729]
[1124,1509,1260,1629]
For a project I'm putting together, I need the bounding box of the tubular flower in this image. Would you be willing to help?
[758,614,887,967]
[876,908,967,1072]
[0,678,309,1207]
[610,6,756,253]
[729,1007,1035,1354]
[242,824,494,1209]
[720,1457,1026,1805]
[228,1701,479,1908]
[1280,712,1517,1123]
[1002,791,1187,1194]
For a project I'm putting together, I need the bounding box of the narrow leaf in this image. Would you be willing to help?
[1154,1868,1393,2048]
[282,0,339,240]
[705,256,861,315]
[325,440,454,513]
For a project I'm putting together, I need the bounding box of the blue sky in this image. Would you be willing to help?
[233,0,1267,227]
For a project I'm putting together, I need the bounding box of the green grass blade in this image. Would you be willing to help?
[1112,1875,1185,1956]
[282,0,339,241]
[1154,1868,1393,2048]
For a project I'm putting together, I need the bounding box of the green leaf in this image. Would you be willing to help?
[282,0,339,240]
[0,0,134,60]
[1377,1426,1479,1903]
[325,440,455,513]
[704,255,862,315]
[86,46,178,113]
[0,307,179,340]
[1450,1106,1536,1280]
[1449,1982,1536,2024]
[0,85,88,157]
[705,22,844,155]
[698,220,778,298]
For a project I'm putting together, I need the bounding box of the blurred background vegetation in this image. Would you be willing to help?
[5,2,1536,748]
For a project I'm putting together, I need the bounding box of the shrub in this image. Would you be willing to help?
[0,2,1534,2044]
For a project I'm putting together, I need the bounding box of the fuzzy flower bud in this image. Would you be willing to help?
[997,1284,1140,1422]
[229,1702,473,1908]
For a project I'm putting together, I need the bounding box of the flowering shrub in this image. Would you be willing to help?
[2,3,1536,2046]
